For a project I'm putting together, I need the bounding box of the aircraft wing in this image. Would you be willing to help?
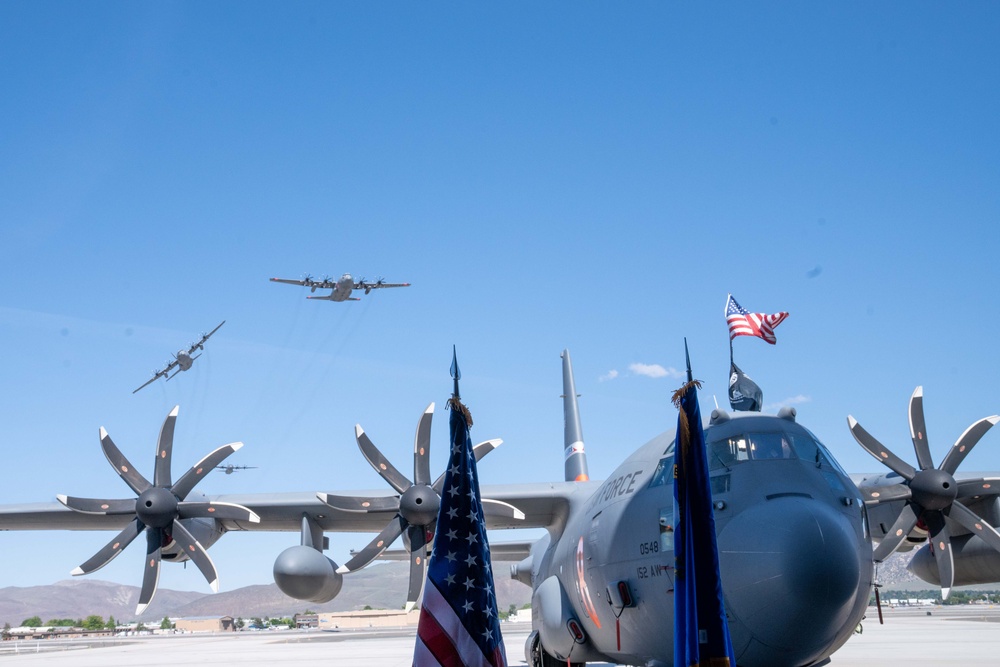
[0,481,584,535]
[132,362,176,394]
[224,481,580,534]
[270,277,335,289]
[187,320,225,353]
[355,280,411,294]
[0,502,135,531]
[365,540,537,562]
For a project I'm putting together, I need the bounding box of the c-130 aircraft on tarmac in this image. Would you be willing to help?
[2,350,1000,667]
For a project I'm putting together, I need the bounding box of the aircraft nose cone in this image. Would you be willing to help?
[718,497,864,666]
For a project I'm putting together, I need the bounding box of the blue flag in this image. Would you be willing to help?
[673,380,735,667]
[413,398,507,667]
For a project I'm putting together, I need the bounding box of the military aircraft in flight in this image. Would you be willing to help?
[132,320,226,394]
[3,350,1000,667]
[270,273,410,301]
[216,464,258,475]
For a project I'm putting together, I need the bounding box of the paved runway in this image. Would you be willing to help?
[4,607,999,665]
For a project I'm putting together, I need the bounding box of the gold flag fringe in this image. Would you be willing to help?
[446,397,474,426]
[671,379,702,456]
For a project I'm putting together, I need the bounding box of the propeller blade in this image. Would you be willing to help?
[71,518,144,575]
[945,501,1000,554]
[100,427,152,496]
[57,495,135,515]
[413,403,434,486]
[335,516,405,574]
[872,503,920,562]
[136,528,163,615]
[355,425,411,494]
[940,416,1000,476]
[154,406,178,488]
[170,442,243,500]
[924,511,954,599]
[178,501,261,524]
[481,498,526,521]
[847,416,917,480]
[316,493,399,514]
[861,484,912,505]
[908,387,934,471]
[956,477,1000,499]
[433,439,502,494]
[170,519,219,592]
[404,524,429,612]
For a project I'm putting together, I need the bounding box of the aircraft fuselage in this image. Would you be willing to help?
[526,410,872,667]
[317,273,356,301]
[175,350,195,372]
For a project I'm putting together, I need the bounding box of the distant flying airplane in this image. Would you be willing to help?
[3,350,1000,667]
[216,464,257,475]
[270,273,410,302]
[132,321,225,394]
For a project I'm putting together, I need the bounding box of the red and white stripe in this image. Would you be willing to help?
[413,580,505,667]
[727,311,788,344]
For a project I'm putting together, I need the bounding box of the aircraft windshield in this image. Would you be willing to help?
[707,430,839,471]
[648,448,675,488]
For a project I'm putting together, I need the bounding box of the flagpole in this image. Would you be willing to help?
[673,343,735,667]
[413,348,506,667]
[684,337,693,384]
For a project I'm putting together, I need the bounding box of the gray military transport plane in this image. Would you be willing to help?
[3,350,1000,667]
[133,320,226,394]
[270,273,410,301]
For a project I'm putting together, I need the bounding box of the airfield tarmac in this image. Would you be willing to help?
[3,607,999,666]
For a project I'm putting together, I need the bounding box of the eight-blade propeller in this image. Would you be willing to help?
[849,386,1000,599]
[318,402,518,610]
[57,406,259,615]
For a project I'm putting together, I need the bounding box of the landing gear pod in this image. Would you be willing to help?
[532,576,587,663]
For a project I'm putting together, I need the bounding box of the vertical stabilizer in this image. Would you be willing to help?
[561,349,590,482]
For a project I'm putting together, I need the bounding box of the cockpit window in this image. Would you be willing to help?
[708,431,797,469]
[708,436,750,470]
[793,428,847,474]
[648,452,675,488]
[747,432,796,460]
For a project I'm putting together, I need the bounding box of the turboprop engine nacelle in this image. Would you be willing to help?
[273,545,344,603]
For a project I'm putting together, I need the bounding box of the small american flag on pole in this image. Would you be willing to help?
[725,294,789,344]
[412,397,507,667]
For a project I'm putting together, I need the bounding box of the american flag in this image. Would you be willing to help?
[413,401,507,667]
[725,294,789,345]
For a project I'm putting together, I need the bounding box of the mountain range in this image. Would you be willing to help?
[0,562,531,626]
[1,551,948,628]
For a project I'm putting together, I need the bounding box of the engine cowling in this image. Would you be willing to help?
[909,533,1000,587]
[273,545,344,603]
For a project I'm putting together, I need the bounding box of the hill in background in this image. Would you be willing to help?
[0,561,531,626]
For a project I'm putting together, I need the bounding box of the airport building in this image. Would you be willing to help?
[174,616,236,633]
[313,609,419,629]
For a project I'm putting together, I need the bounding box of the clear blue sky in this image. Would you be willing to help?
[2,2,999,595]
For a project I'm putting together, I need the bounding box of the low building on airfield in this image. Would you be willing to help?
[316,609,419,629]
[174,616,236,633]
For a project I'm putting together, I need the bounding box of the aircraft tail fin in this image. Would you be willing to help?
[561,349,590,482]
